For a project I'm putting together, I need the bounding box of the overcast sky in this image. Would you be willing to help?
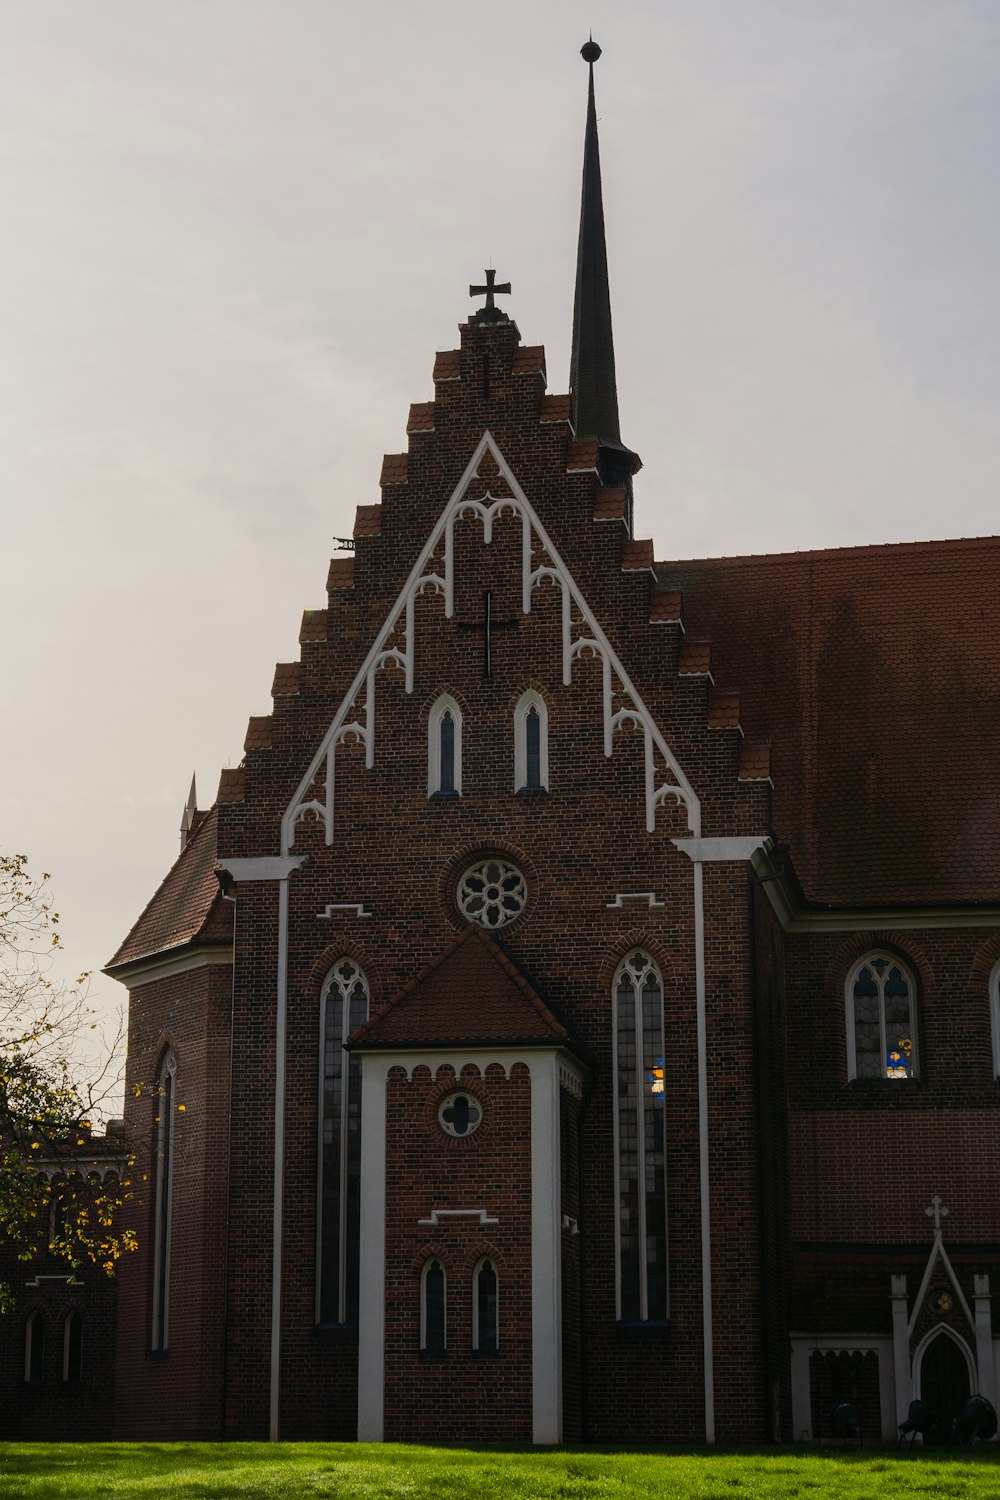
[3,0,998,1077]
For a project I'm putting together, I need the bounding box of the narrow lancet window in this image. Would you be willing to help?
[151,1052,176,1351]
[847,954,917,1080]
[24,1312,44,1383]
[514,691,548,792]
[63,1311,83,1382]
[614,951,667,1322]
[428,695,462,796]
[473,1257,498,1353]
[319,959,369,1324]
[422,1259,446,1354]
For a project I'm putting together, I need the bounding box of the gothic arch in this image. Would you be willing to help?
[912,1322,977,1392]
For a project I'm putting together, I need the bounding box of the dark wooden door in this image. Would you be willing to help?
[920,1333,971,1444]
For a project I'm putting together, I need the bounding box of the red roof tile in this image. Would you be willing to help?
[243,716,272,750]
[349,926,569,1050]
[594,488,626,522]
[567,440,599,473]
[105,807,230,972]
[650,589,683,624]
[662,535,1000,903]
[622,538,654,572]
[433,350,461,382]
[738,743,772,782]
[512,345,546,378]
[271,662,300,696]
[678,639,713,677]
[299,608,328,643]
[540,394,572,424]
[327,558,355,590]
[379,453,408,487]
[353,504,382,537]
[216,768,245,803]
[407,401,435,433]
[708,691,741,729]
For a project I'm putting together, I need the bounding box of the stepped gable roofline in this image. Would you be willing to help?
[347,924,573,1052]
[105,805,230,973]
[660,533,1000,906]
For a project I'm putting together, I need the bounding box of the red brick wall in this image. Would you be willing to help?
[114,958,232,1440]
[382,1062,533,1444]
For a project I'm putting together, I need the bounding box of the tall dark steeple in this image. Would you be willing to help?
[570,40,641,491]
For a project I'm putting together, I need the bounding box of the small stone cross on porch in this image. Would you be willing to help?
[925,1195,949,1234]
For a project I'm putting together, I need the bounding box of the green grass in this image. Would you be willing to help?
[2,1444,1000,1500]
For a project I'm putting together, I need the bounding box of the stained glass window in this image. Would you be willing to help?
[439,711,455,794]
[514,691,548,791]
[428,696,462,796]
[614,951,668,1321]
[456,858,527,929]
[848,954,916,1080]
[319,960,369,1324]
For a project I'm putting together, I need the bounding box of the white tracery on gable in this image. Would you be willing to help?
[282,431,701,852]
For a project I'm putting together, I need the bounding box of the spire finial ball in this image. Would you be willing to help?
[581,39,602,64]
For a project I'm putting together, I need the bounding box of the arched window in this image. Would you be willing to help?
[318,959,369,1324]
[613,950,668,1322]
[151,1050,176,1351]
[428,695,462,796]
[24,1311,44,1383]
[991,961,1000,1079]
[846,954,917,1080]
[472,1257,498,1353]
[421,1258,446,1355]
[62,1310,83,1383]
[514,690,548,792]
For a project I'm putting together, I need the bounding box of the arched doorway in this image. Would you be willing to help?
[919,1331,972,1445]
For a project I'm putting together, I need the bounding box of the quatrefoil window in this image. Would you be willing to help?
[438,1092,482,1138]
[456,858,526,929]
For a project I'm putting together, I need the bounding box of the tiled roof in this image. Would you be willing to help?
[327,558,355,590]
[271,662,299,695]
[299,609,328,643]
[621,538,654,572]
[407,401,435,433]
[661,536,1000,904]
[540,394,572,424]
[708,691,741,729]
[678,640,712,676]
[379,453,408,487]
[243,716,272,751]
[348,926,569,1050]
[216,768,245,803]
[512,345,546,377]
[650,589,683,624]
[433,350,461,382]
[738,743,771,781]
[594,488,626,522]
[566,440,599,473]
[106,806,230,972]
[353,504,382,537]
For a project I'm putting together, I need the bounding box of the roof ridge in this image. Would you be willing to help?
[658,533,1000,571]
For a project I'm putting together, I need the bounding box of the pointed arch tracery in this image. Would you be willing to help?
[513,689,548,792]
[613,949,668,1323]
[428,693,463,796]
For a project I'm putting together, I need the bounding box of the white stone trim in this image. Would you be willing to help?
[281,430,700,853]
[531,1055,562,1443]
[672,836,768,863]
[268,877,291,1441]
[912,1322,977,1398]
[844,951,919,1083]
[974,1275,995,1404]
[790,1335,895,1442]
[417,1208,499,1227]
[513,689,548,792]
[427,693,463,796]
[606,892,663,909]
[419,1257,447,1352]
[220,855,307,881]
[990,961,1000,1079]
[151,1051,176,1354]
[472,1255,499,1351]
[692,859,714,1443]
[106,944,232,990]
[317,903,372,920]
[357,1055,389,1441]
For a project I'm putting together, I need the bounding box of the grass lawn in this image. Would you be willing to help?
[2,1444,1000,1500]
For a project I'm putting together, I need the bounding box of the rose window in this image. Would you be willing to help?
[456,858,527,929]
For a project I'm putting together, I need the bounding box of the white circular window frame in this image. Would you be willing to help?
[456,857,527,930]
[437,1091,483,1138]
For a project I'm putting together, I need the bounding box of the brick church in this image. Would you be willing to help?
[104,44,1000,1445]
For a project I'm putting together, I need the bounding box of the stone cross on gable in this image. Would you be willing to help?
[469,268,511,325]
[925,1194,949,1233]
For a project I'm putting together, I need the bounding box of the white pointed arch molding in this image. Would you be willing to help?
[282,431,700,850]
